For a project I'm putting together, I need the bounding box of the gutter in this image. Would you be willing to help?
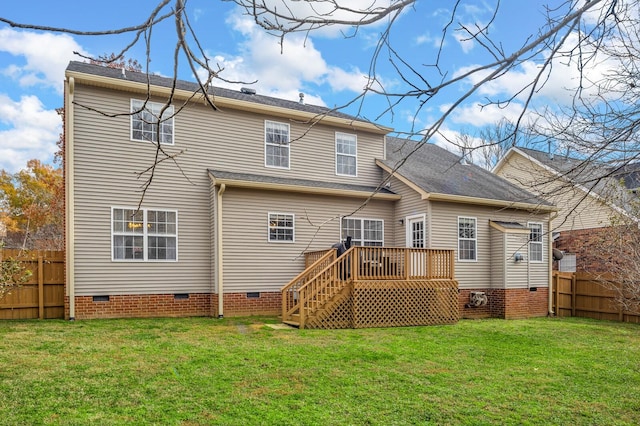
[65,77,76,320]
[216,184,226,318]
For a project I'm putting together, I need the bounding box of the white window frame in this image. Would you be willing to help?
[111,207,178,262]
[341,217,384,246]
[268,212,295,243]
[130,99,175,145]
[528,222,544,263]
[265,120,290,169]
[405,213,427,248]
[335,132,357,177]
[458,216,477,262]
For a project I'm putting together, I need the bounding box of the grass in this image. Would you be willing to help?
[0,317,639,425]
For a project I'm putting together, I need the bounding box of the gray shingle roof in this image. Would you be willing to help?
[382,138,551,206]
[66,61,360,122]
[208,169,396,196]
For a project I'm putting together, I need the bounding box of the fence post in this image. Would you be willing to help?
[38,254,44,320]
[571,273,577,317]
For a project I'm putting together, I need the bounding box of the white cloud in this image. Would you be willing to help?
[245,0,395,38]
[197,11,368,105]
[0,28,88,93]
[0,95,60,173]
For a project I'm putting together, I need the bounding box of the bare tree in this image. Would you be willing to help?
[451,118,538,170]
[2,0,638,205]
[587,203,640,315]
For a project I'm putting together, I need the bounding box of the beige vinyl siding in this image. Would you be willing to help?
[496,152,616,231]
[505,232,530,288]
[220,188,395,293]
[429,201,550,289]
[179,101,385,186]
[71,83,389,296]
[385,174,429,247]
[490,228,505,288]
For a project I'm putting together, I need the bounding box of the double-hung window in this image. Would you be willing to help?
[458,217,477,261]
[528,222,543,262]
[112,208,177,261]
[336,132,357,176]
[268,213,294,242]
[131,99,174,144]
[265,120,290,168]
[341,218,383,246]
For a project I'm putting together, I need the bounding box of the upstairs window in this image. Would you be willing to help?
[131,99,174,144]
[458,217,477,261]
[112,208,177,261]
[528,222,543,262]
[336,132,357,176]
[268,213,294,242]
[265,121,290,169]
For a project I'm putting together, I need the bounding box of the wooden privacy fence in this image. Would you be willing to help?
[0,249,65,319]
[552,271,640,323]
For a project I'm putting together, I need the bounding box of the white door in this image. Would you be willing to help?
[406,215,426,276]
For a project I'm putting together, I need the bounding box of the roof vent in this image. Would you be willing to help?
[240,87,256,95]
[299,92,305,104]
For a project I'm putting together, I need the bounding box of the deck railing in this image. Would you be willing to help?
[355,247,455,281]
[285,247,455,327]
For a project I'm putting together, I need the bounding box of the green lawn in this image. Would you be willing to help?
[0,316,638,425]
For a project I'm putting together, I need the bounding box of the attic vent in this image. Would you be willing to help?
[241,87,256,95]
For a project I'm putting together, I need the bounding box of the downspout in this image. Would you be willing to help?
[65,76,76,320]
[548,212,559,316]
[216,184,226,318]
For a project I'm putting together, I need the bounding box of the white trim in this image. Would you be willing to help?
[335,132,358,177]
[527,221,544,263]
[264,120,291,170]
[267,212,295,243]
[405,213,426,248]
[111,207,179,262]
[130,99,175,145]
[457,216,477,262]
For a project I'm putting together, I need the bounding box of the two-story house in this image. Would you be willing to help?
[65,62,556,325]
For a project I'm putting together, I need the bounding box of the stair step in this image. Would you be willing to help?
[283,320,300,328]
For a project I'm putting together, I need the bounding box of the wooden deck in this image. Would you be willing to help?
[281,247,459,329]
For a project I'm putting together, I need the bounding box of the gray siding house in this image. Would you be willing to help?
[64,62,555,321]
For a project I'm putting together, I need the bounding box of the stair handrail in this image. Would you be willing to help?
[298,246,357,328]
[281,248,337,321]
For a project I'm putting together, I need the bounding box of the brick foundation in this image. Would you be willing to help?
[66,288,548,320]
[459,287,549,319]
[220,291,281,317]
[66,291,282,320]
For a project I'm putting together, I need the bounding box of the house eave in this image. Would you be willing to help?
[489,221,531,234]
[207,173,401,200]
[65,70,392,135]
[424,192,557,212]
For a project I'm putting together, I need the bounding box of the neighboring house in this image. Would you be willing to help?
[64,62,555,322]
[494,147,637,271]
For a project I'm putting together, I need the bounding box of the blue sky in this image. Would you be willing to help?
[0,1,594,173]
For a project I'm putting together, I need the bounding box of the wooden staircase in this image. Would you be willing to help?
[281,246,458,329]
[281,247,354,328]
